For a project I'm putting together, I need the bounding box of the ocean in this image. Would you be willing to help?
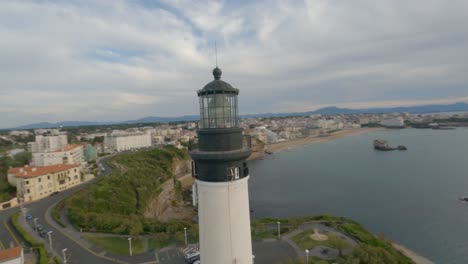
[248,128,468,263]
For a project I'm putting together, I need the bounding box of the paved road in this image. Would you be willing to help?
[0,156,117,263]
[1,154,300,264]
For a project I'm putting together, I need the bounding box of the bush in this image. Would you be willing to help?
[11,212,49,264]
[51,202,67,228]
[65,146,189,235]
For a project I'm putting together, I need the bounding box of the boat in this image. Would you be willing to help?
[373,140,407,151]
[432,126,456,130]
[458,197,468,202]
[373,140,396,151]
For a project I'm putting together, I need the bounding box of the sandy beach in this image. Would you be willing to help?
[249,127,383,160]
[392,243,434,264]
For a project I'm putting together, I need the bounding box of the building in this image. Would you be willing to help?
[8,130,32,137]
[84,144,98,161]
[34,128,61,135]
[0,246,24,264]
[190,67,253,264]
[27,134,68,153]
[104,131,151,152]
[31,144,84,166]
[250,127,278,144]
[380,117,405,128]
[7,164,82,202]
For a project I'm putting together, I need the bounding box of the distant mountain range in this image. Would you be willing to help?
[11,102,468,130]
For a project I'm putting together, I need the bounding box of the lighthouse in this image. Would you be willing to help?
[190,67,253,264]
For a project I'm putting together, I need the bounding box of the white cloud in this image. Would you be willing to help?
[0,0,468,128]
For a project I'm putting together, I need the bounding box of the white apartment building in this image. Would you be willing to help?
[380,117,405,128]
[34,128,61,135]
[27,134,68,153]
[8,130,32,137]
[32,144,84,166]
[104,131,151,152]
[250,127,278,144]
[7,164,82,202]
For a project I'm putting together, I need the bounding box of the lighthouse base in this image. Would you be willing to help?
[196,176,253,264]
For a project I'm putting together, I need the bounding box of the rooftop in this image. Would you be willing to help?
[0,246,22,262]
[197,67,239,96]
[51,144,83,153]
[8,164,80,178]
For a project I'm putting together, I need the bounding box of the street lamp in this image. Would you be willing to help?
[128,237,132,256]
[62,248,68,264]
[305,249,309,264]
[18,196,24,214]
[277,221,281,240]
[22,207,27,220]
[47,231,53,249]
[184,227,188,246]
[33,218,38,231]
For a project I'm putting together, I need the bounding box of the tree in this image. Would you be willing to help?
[328,234,350,257]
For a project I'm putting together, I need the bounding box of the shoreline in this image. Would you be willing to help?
[249,127,384,160]
[392,243,434,264]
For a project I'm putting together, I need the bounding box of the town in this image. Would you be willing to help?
[1,111,467,207]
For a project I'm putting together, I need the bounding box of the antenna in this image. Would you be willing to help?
[215,41,218,67]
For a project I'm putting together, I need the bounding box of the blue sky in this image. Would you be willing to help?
[1,0,468,128]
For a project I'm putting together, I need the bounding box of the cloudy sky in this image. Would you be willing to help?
[1,0,468,128]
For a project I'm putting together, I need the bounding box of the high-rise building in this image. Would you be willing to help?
[31,144,84,166]
[27,134,68,153]
[190,67,253,264]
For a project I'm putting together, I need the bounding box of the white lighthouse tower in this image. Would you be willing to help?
[190,67,253,264]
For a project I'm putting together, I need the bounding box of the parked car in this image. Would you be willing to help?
[39,230,48,238]
[181,247,200,264]
[36,225,44,232]
[26,214,33,220]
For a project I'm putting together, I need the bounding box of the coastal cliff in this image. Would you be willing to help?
[65,146,193,235]
[143,159,195,221]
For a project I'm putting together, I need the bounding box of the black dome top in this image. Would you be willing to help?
[197,67,239,96]
[213,67,222,80]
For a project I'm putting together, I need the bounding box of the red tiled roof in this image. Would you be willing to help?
[51,144,83,153]
[0,246,22,261]
[7,167,21,174]
[10,164,80,178]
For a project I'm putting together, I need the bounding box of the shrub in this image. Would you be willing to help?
[51,202,67,228]
[11,212,49,264]
[65,146,189,235]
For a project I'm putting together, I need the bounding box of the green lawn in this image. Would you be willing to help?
[148,232,198,250]
[83,235,145,255]
[251,225,290,241]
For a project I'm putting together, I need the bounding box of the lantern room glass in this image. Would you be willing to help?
[199,93,238,128]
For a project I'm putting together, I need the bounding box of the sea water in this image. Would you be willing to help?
[249,128,468,263]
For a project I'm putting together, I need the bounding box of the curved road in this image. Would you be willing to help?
[0,156,117,264]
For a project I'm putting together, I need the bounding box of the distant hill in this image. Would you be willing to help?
[11,102,468,129]
[14,121,111,130]
[243,102,468,118]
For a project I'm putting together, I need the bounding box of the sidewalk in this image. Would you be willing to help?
[45,202,167,264]
[18,212,61,261]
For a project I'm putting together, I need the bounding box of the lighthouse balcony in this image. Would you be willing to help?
[190,135,252,162]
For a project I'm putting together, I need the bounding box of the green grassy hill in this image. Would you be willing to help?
[66,146,192,235]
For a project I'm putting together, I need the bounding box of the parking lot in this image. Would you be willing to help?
[156,248,186,264]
